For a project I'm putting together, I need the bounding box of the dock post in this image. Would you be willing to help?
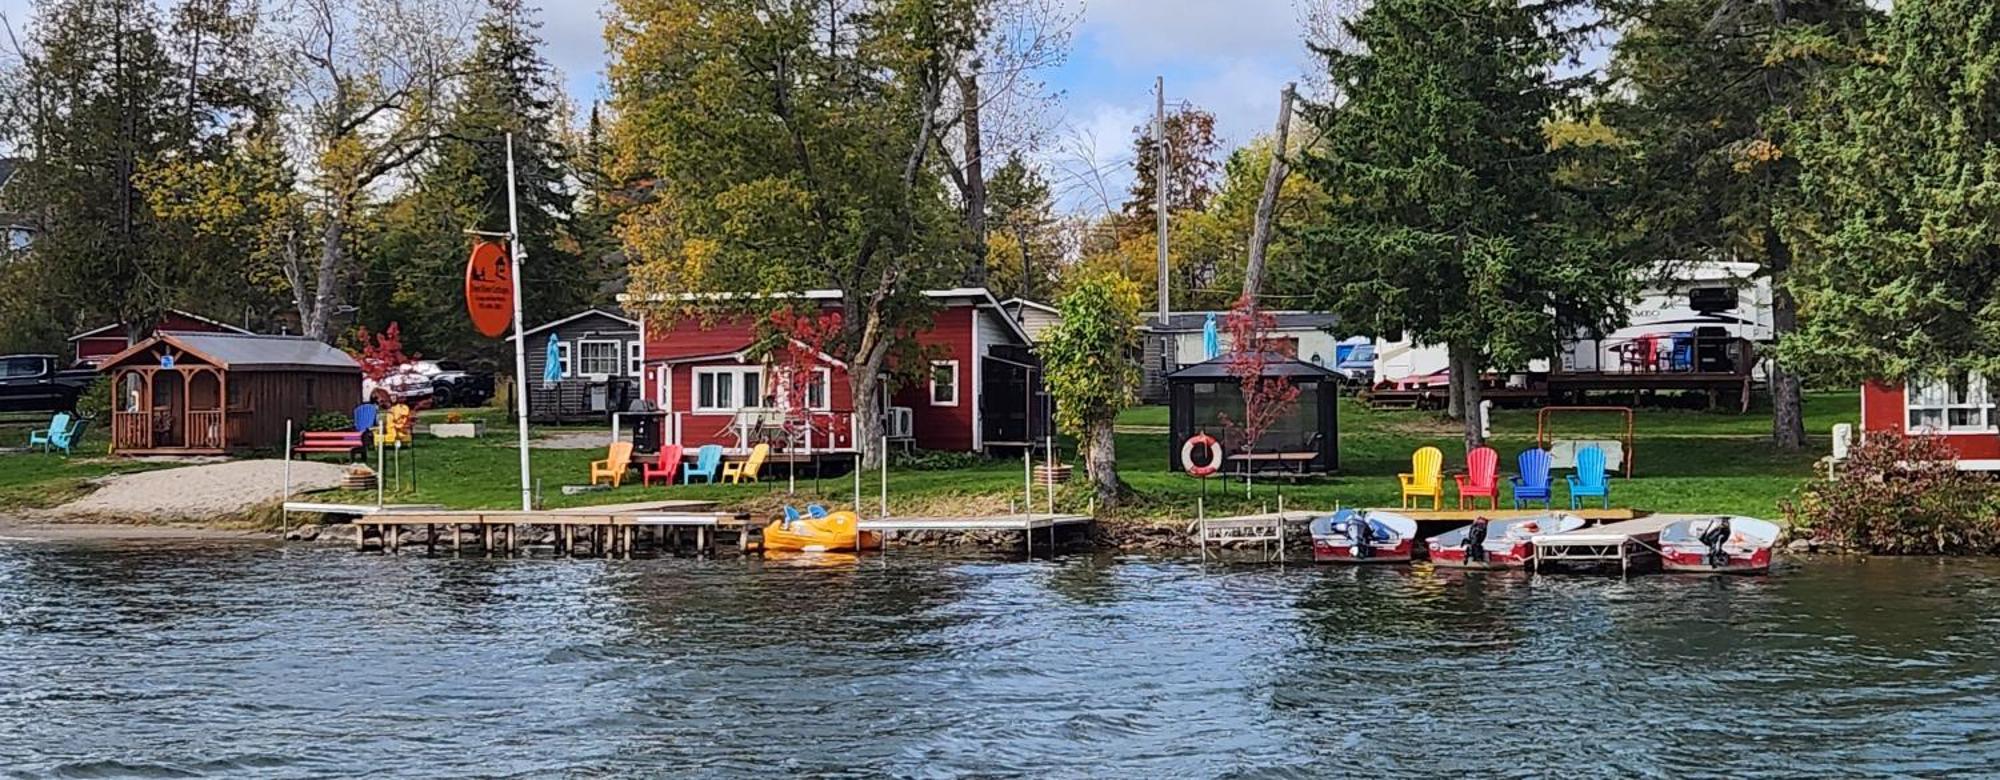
[880,434,889,519]
[282,420,292,539]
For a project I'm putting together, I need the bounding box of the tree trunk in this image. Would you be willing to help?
[1765,226,1806,450]
[1451,344,1485,449]
[1446,351,1464,420]
[849,338,894,468]
[1242,84,1295,301]
[1086,417,1120,509]
[958,69,988,284]
[304,210,345,343]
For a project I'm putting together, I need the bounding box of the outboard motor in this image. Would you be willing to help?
[1463,517,1490,562]
[1699,517,1733,568]
[1348,514,1375,559]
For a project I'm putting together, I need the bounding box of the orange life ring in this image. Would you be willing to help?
[1182,433,1222,477]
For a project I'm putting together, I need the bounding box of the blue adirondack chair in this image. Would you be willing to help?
[682,444,724,484]
[29,412,71,452]
[1567,445,1612,509]
[48,416,87,456]
[1510,448,1553,509]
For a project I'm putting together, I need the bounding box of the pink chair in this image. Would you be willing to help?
[641,444,684,487]
[1454,446,1500,510]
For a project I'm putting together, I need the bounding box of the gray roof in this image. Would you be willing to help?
[1143,310,1340,333]
[136,332,360,372]
[1167,352,1340,381]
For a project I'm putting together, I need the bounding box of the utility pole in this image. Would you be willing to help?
[505,133,534,511]
[1154,76,1169,323]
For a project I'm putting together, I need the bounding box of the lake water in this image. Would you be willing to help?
[2,540,1997,778]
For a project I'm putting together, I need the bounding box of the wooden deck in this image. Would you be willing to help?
[1530,514,1682,575]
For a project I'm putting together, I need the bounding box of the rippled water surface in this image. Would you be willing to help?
[2,540,1998,778]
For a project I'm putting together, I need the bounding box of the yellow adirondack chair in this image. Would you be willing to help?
[1399,446,1444,509]
[723,443,771,484]
[590,441,635,488]
[373,403,413,446]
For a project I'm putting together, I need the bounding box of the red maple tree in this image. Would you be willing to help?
[768,309,844,447]
[1219,294,1300,460]
[352,322,416,383]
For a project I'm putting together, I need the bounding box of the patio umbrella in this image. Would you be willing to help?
[1202,313,1220,359]
[542,334,562,389]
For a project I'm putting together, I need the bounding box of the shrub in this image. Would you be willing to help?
[892,449,988,471]
[304,411,354,433]
[1783,434,2000,554]
[72,375,111,421]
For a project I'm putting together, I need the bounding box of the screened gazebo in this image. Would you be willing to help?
[1166,354,1339,474]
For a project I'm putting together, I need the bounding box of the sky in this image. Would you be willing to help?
[0,0,1327,212]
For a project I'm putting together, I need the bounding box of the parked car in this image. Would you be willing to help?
[361,360,495,408]
[425,361,495,408]
[0,354,97,413]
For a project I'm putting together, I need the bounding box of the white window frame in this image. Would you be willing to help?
[929,360,959,407]
[575,339,622,379]
[627,342,643,377]
[554,342,571,378]
[778,366,833,413]
[1906,372,1996,435]
[693,365,766,413]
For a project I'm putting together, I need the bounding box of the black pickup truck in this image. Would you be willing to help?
[0,354,98,413]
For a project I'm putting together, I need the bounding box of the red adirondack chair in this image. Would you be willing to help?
[641,444,685,487]
[1454,446,1500,510]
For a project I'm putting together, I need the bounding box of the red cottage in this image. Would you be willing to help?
[70,310,253,368]
[630,288,1044,455]
[1860,373,2000,469]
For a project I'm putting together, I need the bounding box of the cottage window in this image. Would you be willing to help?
[930,361,959,406]
[777,367,833,412]
[628,342,643,376]
[1907,373,1995,433]
[576,340,621,377]
[554,342,571,378]
[694,366,765,412]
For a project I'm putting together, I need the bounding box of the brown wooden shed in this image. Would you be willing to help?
[100,332,361,456]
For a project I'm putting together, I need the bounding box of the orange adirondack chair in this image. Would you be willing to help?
[1399,446,1444,509]
[590,441,635,488]
[641,444,684,487]
[1454,446,1500,510]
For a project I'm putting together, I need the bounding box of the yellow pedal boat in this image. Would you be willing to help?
[762,510,882,552]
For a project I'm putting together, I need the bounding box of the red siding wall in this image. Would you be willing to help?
[1859,381,2000,460]
[658,353,857,451]
[892,306,975,451]
[76,313,244,364]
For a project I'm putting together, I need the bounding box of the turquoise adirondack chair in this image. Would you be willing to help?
[47,416,88,456]
[682,444,724,484]
[29,412,71,452]
[1567,445,1611,509]
[1510,448,1553,509]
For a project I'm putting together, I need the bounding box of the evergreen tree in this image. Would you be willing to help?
[1298,0,1627,448]
[1603,0,1876,448]
[983,153,1060,301]
[370,0,582,361]
[1784,0,2000,384]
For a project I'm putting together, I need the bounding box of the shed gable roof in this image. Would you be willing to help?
[101,332,360,372]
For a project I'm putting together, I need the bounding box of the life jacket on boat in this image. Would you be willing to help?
[1463,518,1490,561]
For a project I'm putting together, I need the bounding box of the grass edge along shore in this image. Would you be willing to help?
[0,393,1851,540]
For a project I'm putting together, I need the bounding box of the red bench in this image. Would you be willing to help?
[296,431,365,458]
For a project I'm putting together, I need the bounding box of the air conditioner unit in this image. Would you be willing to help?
[885,406,914,440]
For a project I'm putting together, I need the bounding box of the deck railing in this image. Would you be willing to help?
[112,411,152,450]
[185,410,225,449]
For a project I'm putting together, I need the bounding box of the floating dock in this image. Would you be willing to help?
[859,514,1093,556]
[1195,511,1317,562]
[1530,514,1681,575]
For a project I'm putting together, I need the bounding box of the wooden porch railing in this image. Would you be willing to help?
[185,410,225,449]
[112,411,152,450]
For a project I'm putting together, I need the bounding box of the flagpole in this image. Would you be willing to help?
[505,133,534,511]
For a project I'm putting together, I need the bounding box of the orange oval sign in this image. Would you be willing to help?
[464,241,514,338]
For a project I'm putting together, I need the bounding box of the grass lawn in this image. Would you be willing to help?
[0,392,1851,524]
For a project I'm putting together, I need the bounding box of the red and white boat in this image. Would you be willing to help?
[1310,510,1418,564]
[1659,516,1780,574]
[1427,513,1586,569]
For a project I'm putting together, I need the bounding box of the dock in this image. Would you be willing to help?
[1392,508,1638,523]
[1530,514,1681,575]
[1195,511,1317,562]
[283,500,737,557]
[858,514,1093,556]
